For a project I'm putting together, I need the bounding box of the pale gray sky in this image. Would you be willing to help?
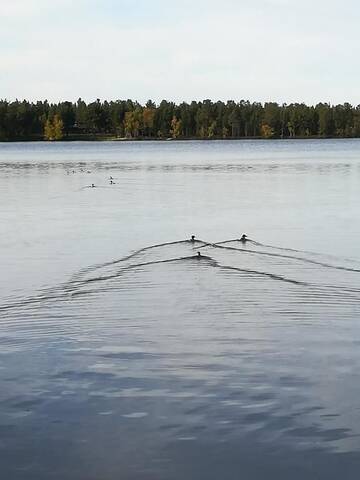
[1,0,359,104]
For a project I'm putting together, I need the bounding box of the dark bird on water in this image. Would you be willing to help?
[190,235,196,242]
[197,251,201,257]
[240,234,247,242]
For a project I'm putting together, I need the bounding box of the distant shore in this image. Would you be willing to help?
[2,99,359,142]
[0,134,357,143]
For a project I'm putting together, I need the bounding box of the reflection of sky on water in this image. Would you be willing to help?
[2,140,360,479]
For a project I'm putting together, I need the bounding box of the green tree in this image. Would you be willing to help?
[143,107,155,136]
[3,97,360,142]
[316,103,335,137]
[58,101,75,135]
[208,120,217,138]
[124,108,143,138]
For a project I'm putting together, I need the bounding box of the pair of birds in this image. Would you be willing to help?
[90,176,115,188]
[191,234,248,257]
[190,234,248,243]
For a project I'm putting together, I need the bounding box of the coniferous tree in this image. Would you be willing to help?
[1,98,360,141]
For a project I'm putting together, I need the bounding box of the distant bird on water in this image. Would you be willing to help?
[240,234,247,243]
[190,235,196,243]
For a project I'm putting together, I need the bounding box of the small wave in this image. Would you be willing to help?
[3,236,360,313]
[202,242,360,274]
[69,239,206,283]
[218,264,309,286]
[250,239,359,263]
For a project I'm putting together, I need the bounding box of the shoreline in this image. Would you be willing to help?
[0,135,359,143]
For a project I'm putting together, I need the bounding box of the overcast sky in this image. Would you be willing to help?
[1,0,359,105]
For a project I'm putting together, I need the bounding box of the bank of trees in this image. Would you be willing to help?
[1,98,360,140]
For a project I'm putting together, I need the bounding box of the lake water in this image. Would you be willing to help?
[1,139,360,479]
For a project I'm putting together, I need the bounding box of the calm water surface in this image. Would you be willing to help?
[1,140,360,479]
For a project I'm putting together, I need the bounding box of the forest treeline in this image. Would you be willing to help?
[1,98,360,141]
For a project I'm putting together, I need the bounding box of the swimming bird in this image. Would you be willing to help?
[91,184,95,188]
[240,234,247,243]
[190,235,196,242]
[197,251,201,257]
